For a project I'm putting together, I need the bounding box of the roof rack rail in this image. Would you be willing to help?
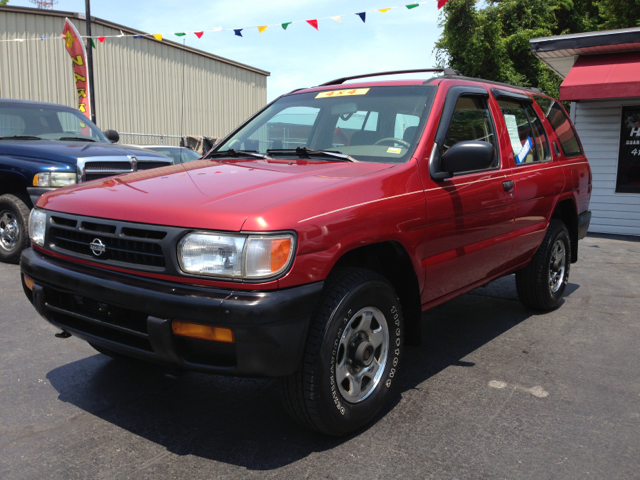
[320,68,461,86]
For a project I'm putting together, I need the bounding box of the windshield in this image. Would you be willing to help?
[0,102,108,142]
[146,147,202,164]
[216,85,437,163]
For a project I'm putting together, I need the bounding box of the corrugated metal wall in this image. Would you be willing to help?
[0,7,268,141]
[574,98,640,236]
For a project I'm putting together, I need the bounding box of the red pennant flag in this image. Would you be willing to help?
[194,31,204,38]
[98,36,106,43]
[306,19,318,30]
[437,0,450,8]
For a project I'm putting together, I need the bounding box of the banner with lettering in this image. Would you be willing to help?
[62,18,91,120]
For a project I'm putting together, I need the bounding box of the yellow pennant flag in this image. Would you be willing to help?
[379,8,391,13]
[153,34,162,41]
[258,25,268,33]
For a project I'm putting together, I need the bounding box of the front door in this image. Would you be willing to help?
[421,84,516,304]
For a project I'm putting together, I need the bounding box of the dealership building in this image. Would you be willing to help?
[0,5,269,145]
[531,28,640,236]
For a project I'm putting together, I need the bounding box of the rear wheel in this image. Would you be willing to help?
[516,219,571,311]
[280,268,404,436]
[0,194,31,264]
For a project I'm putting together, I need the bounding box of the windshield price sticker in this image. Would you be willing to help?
[316,88,370,99]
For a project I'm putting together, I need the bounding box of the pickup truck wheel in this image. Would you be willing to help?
[0,194,31,264]
[280,268,404,436]
[516,219,571,311]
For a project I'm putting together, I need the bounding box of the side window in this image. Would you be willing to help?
[442,95,499,168]
[534,96,582,157]
[497,99,551,164]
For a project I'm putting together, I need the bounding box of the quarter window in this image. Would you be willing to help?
[442,95,499,168]
[497,99,551,164]
[534,96,582,157]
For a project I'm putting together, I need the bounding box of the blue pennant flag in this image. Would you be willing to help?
[234,29,243,37]
[133,35,143,39]
[356,12,366,23]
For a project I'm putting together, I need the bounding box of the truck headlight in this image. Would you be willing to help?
[177,232,295,280]
[28,209,46,246]
[33,172,77,188]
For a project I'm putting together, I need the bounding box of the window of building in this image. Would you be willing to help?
[616,105,640,194]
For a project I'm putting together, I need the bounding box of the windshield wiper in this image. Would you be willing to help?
[206,149,269,159]
[0,135,42,140]
[267,147,356,162]
[57,136,97,142]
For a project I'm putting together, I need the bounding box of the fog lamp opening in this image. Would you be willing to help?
[171,321,234,343]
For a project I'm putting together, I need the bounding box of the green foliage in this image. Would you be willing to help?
[0,0,10,5]
[435,0,640,101]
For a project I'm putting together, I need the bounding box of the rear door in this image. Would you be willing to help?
[421,84,516,304]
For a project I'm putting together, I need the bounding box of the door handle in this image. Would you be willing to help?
[503,180,514,191]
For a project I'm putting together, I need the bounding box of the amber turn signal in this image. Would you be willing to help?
[171,321,234,343]
[23,274,35,291]
[270,238,292,272]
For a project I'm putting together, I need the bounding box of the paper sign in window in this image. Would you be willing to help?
[516,137,533,164]
[504,114,522,155]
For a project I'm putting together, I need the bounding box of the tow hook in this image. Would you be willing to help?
[55,330,72,339]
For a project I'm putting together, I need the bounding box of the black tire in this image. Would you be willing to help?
[280,267,404,436]
[0,194,31,264]
[516,219,571,311]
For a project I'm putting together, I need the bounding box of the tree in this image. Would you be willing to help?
[0,0,10,5]
[435,0,638,100]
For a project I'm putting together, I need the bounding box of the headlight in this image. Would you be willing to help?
[177,232,295,280]
[33,172,77,188]
[28,209,46,246]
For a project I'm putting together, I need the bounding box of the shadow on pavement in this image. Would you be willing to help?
[45,275,559,470]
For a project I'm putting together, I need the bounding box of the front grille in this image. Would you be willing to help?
[84,161,132,172]
[50,225,166,268]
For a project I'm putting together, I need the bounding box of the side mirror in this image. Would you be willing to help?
[439,141,495,176]
[104,129,120,143]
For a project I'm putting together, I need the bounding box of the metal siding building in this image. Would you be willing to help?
[0,6,269,144]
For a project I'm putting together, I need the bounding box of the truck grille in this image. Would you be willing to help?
[46,213,173,271]
[82,158,171,181]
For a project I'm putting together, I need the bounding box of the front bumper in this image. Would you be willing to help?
[21,248,323,377]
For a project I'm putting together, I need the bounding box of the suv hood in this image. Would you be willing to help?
[0,140,168,165]
[38,158,395,231]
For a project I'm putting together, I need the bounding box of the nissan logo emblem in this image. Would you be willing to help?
[89,238,106,257]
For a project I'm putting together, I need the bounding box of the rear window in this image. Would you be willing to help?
[534,96,582,157]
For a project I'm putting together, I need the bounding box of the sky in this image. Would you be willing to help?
[9,0,444,101]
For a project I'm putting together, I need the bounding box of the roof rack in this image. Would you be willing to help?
[320,68,461,86]
[432,74,544,94]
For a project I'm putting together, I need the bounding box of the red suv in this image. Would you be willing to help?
[21,70,591,435]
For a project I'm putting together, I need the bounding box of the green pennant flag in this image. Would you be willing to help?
[406,3,419,9]
[175,32,186,36]
[282,22,292,30]
[90,38,96,49]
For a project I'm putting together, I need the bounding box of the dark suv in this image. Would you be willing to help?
[20,70,591,435]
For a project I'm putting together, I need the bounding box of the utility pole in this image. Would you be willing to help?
[85,0,97,125]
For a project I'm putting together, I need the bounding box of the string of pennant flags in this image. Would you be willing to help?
[0,0,449,44]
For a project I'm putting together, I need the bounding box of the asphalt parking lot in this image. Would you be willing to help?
[1,235,639,479]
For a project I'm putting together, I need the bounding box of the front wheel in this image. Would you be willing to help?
[516,219,571,311]
[0,194,31,264]
[280,268,404,436]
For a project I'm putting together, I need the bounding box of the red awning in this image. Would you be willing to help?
[560,51,640,101]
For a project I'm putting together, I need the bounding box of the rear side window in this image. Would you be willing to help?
[497,99,551,164]
[534,96,582,157]
[442,95,499,168]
